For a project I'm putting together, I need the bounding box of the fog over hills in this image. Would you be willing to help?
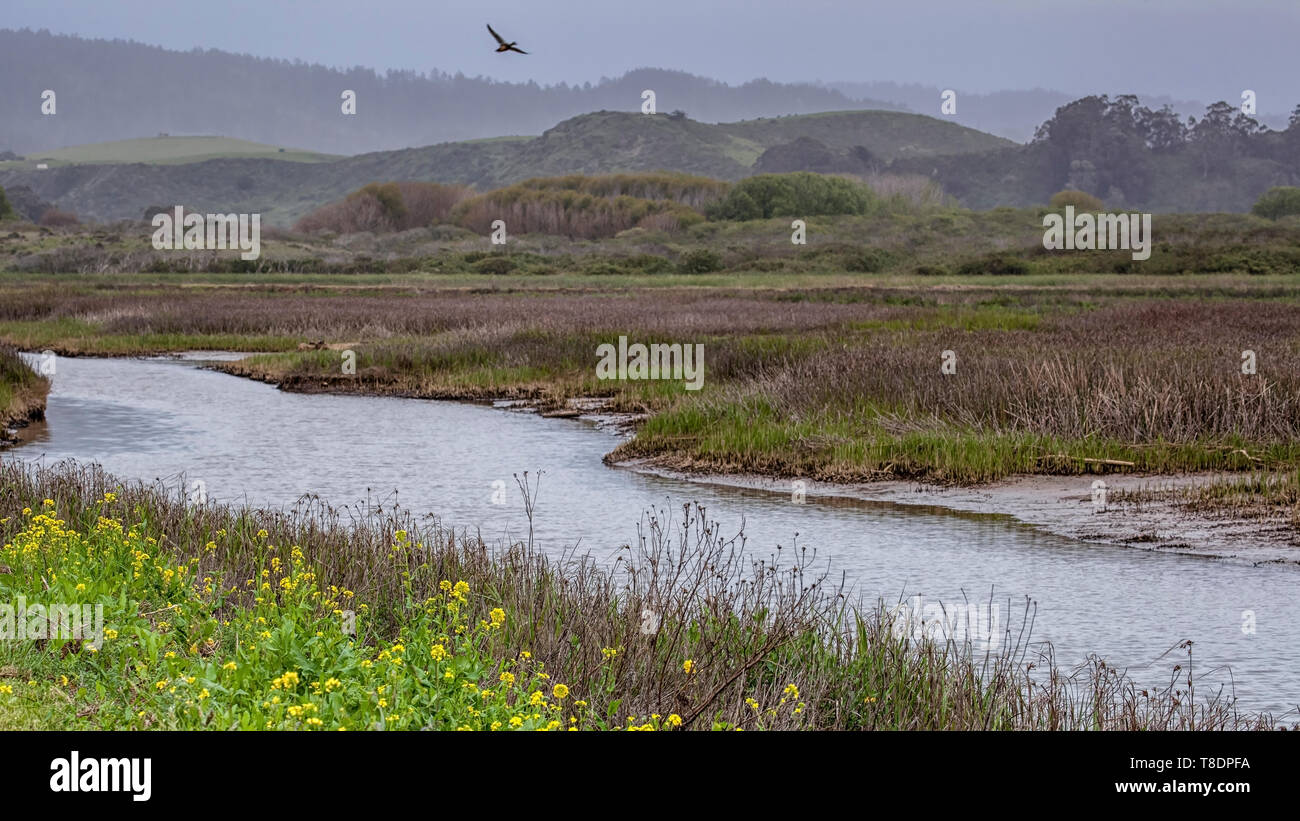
[5,29,1292,157]
[0,29,907,156]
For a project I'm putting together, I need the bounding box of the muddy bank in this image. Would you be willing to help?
[212,356,659,421]
[0,381,48,447]
[608,458,1300,567]
[214,359,603,412]
[495,393,1300,565]
[0,402,46,446]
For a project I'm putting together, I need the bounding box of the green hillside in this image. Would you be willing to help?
[720,110,1015,159]
[0,108,1005,225]
[5,136,338,168]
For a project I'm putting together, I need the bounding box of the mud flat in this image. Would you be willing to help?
[611,459,1300,567]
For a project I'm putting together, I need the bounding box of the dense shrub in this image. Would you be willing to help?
[956,253,1031,276]
[1048,189,1105,211]
[294,175,724,240]
[844,247,897,273]
[709,173,876,221]
[1201,247,1300,275]
[472,255,517,275]
[453,187,702,239]
[677,248,723,274]
[38,208,80,227]
[580,260,628,276]
[295,182,472,234]
[626,254,673,274]
[429,224,475,241]
[511,173,727,209]
[0,185,13,220]
[1251,186,1300,220]
[396,182,473,228]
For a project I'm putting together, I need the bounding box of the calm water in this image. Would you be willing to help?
[5,354,1298,716]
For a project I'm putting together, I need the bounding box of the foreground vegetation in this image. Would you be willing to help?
[0,461,1278,730]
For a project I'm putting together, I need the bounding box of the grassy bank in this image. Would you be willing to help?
[0,346,48,437]
[0,461,1277,730]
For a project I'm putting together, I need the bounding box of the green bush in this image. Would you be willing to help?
[627,254,673,274]
[844,247,896,273]
[709,173,876,221]
[749,258,788,272]
[0,185,13,220]
[1199,247,1300,275]
[354,182,407,222]
[452,187,704,239]
[473,255,517,276]
[1251,187,1300,220]
[677,248,723,274]
[1048,189,1104,211]
[580,260,629,276]
[956,253,1030,276]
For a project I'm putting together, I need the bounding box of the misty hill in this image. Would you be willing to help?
[5,95,1294,224]
[0,28,904,157]
[0,110,1012,225]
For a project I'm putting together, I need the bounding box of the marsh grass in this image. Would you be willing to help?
[0,461,1280,730]
[615,298,1300,481]
[1112,470,1300,526]
[3,279,1299,489]
[0,346,48,429]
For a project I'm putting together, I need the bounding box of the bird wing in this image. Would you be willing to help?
[507,45,528,54]
[487,24,506,45]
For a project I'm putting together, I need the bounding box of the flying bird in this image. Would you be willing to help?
[487,24,528,54]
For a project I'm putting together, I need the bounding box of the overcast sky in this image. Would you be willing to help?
[7,0,1298,110]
